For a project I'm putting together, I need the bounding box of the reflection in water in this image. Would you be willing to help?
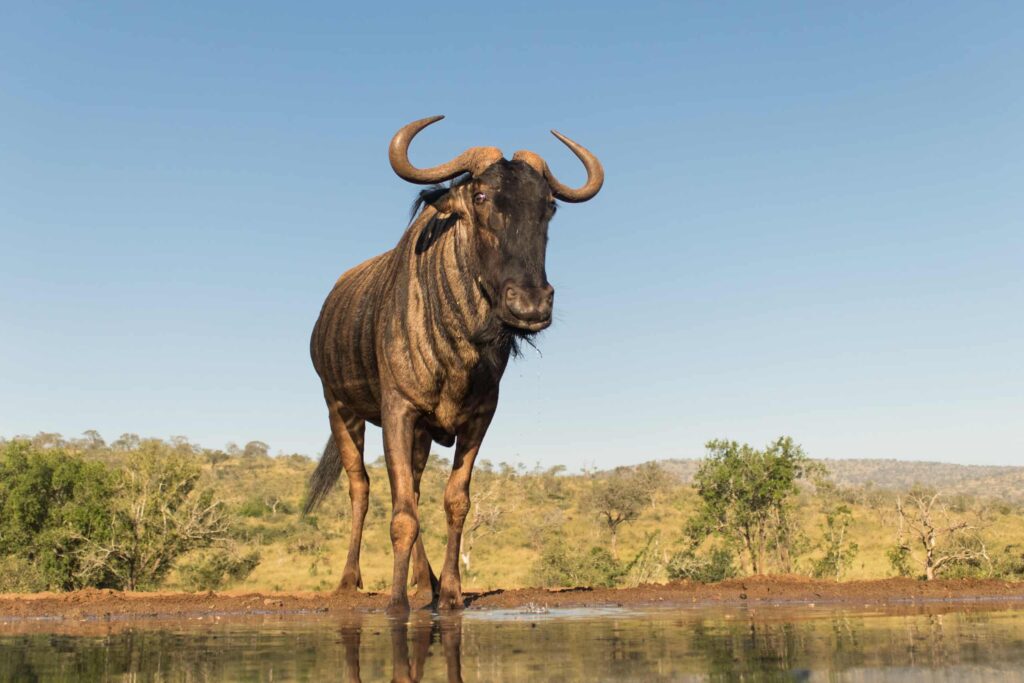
[343,612,463,683]
[246,611,464,682]
[2,604,1024,681]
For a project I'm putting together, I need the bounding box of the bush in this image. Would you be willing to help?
[811,505,859,581]
[531,542,624,588]
[666,547,737,583]
[887,545,913,578]
[0,441,119,590]
[938,556,991,580]
[623,532,668,586]
[178,550,261,591]
[238,497,267,518]
[0,556,49,593]
[993,545,1024,579]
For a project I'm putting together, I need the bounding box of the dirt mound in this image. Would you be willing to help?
[1,576,1022,622]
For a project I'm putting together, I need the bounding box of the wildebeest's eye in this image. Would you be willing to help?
[473,192,488,204]
[550,200,558,214]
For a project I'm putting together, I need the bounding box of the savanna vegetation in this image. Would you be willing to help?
[2,432,1023,594]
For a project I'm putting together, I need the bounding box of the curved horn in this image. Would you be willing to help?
[542,131,604,203]
[388,115,503,185]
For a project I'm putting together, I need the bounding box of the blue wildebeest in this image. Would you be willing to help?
[304,116,603,612]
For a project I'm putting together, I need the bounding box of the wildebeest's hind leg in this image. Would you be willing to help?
[326,394,368,591]
[410,428,439,598]
[438,410,495,610]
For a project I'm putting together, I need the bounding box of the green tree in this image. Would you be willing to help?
[688,436,812,575]
[587,468,653,556]
[77,430,106,452]
[0,441,117,590]
[205,449,230,474]
[112,433,141,451]
[243,440,270,459]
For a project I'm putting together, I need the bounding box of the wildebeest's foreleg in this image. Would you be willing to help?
[410,427,439,598]
[339,615,363,683]
[441,614,464,682]
[438,410,495,610]
[382,392,420,612]
[327,395,368,591]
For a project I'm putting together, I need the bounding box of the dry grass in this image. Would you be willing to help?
[162,454,1024,592]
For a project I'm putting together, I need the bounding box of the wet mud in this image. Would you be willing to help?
[2,575,1022,625]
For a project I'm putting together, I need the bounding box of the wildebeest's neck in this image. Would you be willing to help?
[393,205,513,371]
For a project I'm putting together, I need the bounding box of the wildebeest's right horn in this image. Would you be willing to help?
[542,131,605,203]
[389,115,503,184]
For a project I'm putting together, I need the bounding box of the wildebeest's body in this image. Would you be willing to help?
[311,184,508,437]
[306,117,602,612]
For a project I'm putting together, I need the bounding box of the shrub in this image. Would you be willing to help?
[811,505,859,581]
[887,545,913,578]
[238,497,267,518]
[0,556,49,593]
[178,550,261,591]
[666,547,737,583]
[993,545,1024,579]
[531,542,624,588]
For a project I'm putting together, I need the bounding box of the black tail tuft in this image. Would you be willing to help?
[303,436,342,515]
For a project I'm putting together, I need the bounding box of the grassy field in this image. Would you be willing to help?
[4,434,1022,594]
[171,451,1024,592]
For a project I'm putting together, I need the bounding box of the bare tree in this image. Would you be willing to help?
[74,447,229,590]
[894,489,990,580]
[31,432,65,450]
[630,462,671,511]
[459,478,510,574]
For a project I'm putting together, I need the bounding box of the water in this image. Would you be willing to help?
[3,604,1024,681]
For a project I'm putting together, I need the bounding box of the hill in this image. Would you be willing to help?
[658,458,1024,504]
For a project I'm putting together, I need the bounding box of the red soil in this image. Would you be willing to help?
[2,576,1023,623]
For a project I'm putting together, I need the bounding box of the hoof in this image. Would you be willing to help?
[437,592,464,611]
[337,573,363,592]
[386,597,411,615]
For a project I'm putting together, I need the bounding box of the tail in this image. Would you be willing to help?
[303,436,342,515]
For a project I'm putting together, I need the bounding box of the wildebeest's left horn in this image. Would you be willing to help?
[542,131,604,203]
[389,115,503,184]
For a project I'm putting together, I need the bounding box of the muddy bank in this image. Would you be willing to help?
[2,576,1023,622]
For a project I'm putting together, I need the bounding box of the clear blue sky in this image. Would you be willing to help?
[2,3,1021,468]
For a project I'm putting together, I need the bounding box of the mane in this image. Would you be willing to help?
[408,173,472,223]
[410,173,472,254]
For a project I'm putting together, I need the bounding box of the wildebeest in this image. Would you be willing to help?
[304,115,603,611]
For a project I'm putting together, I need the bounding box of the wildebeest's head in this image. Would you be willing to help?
[389,116,603,333]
